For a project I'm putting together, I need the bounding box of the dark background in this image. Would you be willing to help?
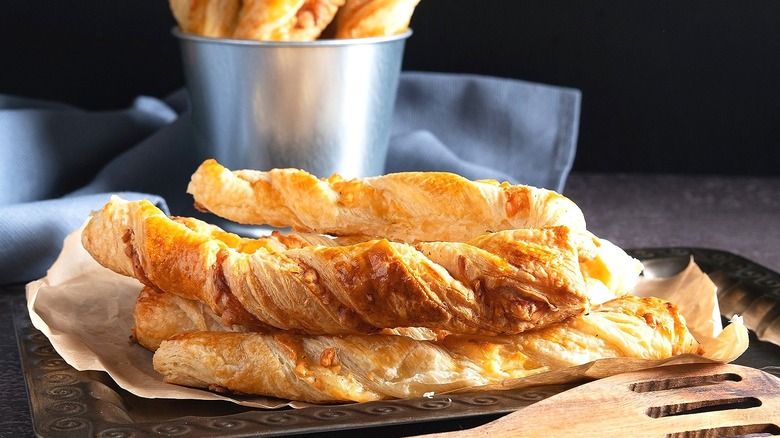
[2,0,778,175]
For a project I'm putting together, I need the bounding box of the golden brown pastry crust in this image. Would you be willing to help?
[294,0,347,39]
[169,0,242,38]
[185,160,645,299]
[187,159,588,243]
[333,0,420,38]
[133,286,442,350]
[169,0,416,40]
[233,0,345,41]
[152,295,702,403]
[170,0,345,41]
[82,196,590,336]
[133,287,249,351]
[231,0,302,40]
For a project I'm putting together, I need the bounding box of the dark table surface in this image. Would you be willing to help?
[565,172,780,274]
[3,172,780,437]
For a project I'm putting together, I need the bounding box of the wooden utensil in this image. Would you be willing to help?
[419,363,780,437]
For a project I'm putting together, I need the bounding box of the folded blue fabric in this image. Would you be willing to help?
[0,72,580,285]
[390,72,580,191]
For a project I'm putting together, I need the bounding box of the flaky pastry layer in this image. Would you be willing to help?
[133,286,443,350]
[150,295,702,403]
[169,0,419,41]
[186,160,644,298]
[170,0,345,41]
[83,196,592,336]
[187,159,588,243]
[333,0,420,38]
[170,0,242,38]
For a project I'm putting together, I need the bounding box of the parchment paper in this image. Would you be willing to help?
[26,225,750,409]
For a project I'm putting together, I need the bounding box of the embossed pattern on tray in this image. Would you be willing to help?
[15,248,780,437]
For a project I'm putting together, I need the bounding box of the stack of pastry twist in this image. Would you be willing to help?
[168,0,422,41]
[81,159,702,403]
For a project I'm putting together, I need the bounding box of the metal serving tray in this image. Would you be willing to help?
[14,248,780,437]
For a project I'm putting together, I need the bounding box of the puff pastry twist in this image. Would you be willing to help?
[333,0,420,38]
[187,159,588,243]
[82,196,592,336]
[169,0,242,38]
[148,294,702,403]
[170,0,346,41]
[169,0,419,41]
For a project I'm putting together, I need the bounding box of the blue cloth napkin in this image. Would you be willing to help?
[0,72,580,285]
[390,72,580,191]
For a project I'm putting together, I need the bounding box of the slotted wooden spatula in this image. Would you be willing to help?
[420,363,780,437]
